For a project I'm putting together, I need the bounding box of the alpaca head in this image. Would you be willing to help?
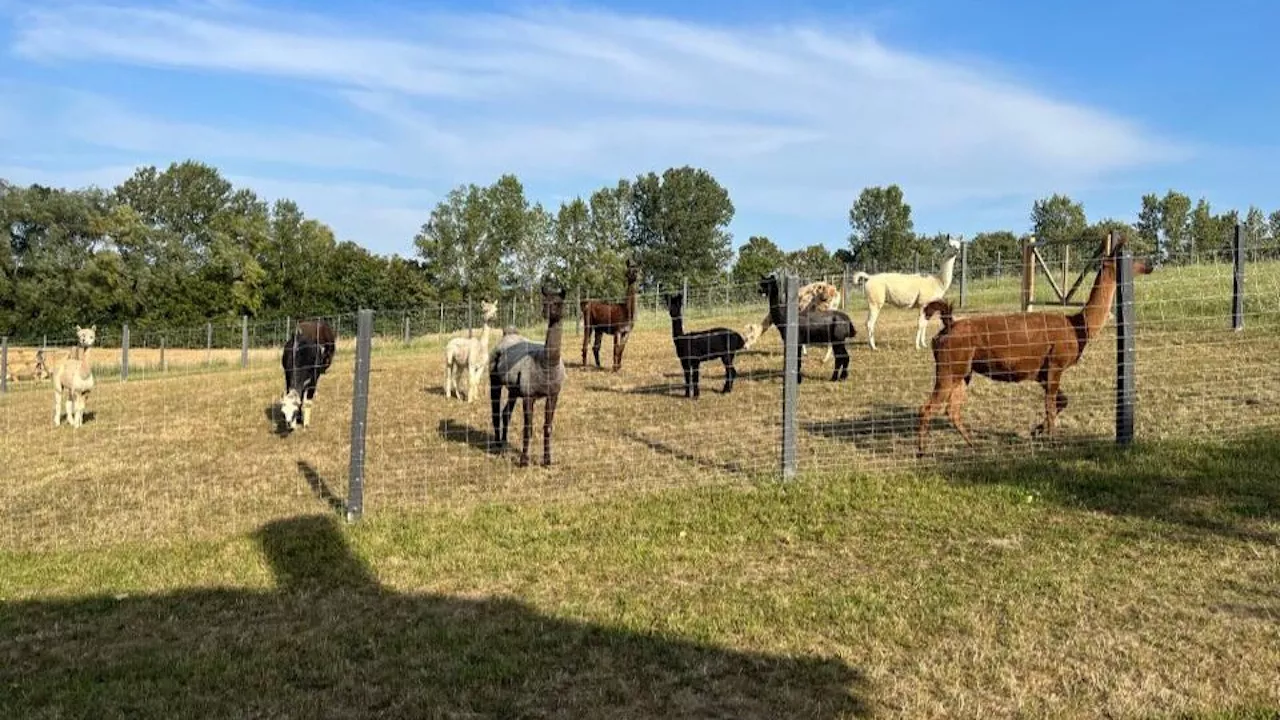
[663,292,685,318]
[758,273,780,300]
[279,389,302,430]
[541,286,567,322]
[480,300,498,322]
[624,259,640,285]
[74,325,97,348]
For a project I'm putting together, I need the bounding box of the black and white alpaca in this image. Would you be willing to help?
[278,320,336,431]
[489,286,567,467]
[663,292,745,398]
[759,273,856,383]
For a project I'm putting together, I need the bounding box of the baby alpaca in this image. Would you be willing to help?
[444,300,499,402]
[52,326,97,428]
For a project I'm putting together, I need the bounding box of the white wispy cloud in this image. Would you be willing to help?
[5,1,1191,253]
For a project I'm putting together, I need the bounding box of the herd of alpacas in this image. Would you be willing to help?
[39,237,1148,467]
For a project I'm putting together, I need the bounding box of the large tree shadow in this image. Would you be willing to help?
[0,515,868,718]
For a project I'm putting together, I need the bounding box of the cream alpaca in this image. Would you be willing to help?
[744,280,843,364]
[444,300,499,402]
[52,326,96,428]
[852,238,961,350]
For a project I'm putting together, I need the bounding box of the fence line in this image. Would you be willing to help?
[4,227,1280,551]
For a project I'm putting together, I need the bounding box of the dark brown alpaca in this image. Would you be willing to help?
[580,259,640,371]
[917,239,1153,454]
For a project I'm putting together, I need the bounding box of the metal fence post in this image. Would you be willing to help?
[346,309,373,522]
[1115,236,1135,446]
[1232,223,1245,331]
[121,324,130,382]
[240,316,249,369]
[438,303,444,337]
[914,251,920,274]
[206,322,213,366]
[959,238,968,309]
[996,251,1002,281]
[1,337,7,394]
[682,277,689,306]
[403,313,411,344]
[781,274,799,480]
[842,265,851,309]
[575,287,582,335]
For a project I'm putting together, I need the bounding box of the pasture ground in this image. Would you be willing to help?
[2,262,1279,718]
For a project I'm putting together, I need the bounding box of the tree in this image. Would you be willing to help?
[1136,193,1162,255]
[1159,190,1192,260]
[1189,198,1217,262]
[1242,205,1269,250]
[786,244,836,280]
[847,184,916,269]
[1030,194,1087,244]
[731,236,785,286]
[967,231,1020,275]
[414,183,503,302]
[504,202,556,297]
[627,166,734,289]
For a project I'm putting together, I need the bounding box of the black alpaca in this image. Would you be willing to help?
[664,293,746,398]
[758,273,856,383]
[278,319,335,431]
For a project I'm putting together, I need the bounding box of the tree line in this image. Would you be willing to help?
[3,159,1278,339]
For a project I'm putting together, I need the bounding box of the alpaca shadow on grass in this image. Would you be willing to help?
[801,404,1021,457]
[296,461,347,516]
[0,514,870,718]
[438,418,498,455]
[623,431,755,478]
[584,368,785,399]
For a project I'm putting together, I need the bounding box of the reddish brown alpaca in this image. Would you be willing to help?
[580,259,640,371]
[917,239,1153,454]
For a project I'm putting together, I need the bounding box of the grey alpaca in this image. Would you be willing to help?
[489,286,567,466]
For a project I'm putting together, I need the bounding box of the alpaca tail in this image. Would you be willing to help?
[851,272,871,287]
[923,300,954,332]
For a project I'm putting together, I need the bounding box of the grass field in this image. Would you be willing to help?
[2,261,1279,718]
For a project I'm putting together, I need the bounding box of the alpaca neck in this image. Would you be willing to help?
[543,315,563,367]
[937,253,958,291]
[670,314,684,339]
[1076,258,1120,343]
[73,345,92,379]
[625,279,637,320]
[480,317,492,352]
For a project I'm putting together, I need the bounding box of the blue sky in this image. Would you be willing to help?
[2,0,1278,258]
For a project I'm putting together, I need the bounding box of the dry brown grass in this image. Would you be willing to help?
[2,265,1279,718]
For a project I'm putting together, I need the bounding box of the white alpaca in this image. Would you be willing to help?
[444,300,498,402]
[52,325,96,428]
[852,238,962,350]
[744,280,843,364]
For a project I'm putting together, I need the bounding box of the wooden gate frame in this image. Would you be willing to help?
[1020,234,1113,312]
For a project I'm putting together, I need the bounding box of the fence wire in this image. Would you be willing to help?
[4,232,1279,552]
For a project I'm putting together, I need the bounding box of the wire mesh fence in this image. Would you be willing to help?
[4,227,1279,553]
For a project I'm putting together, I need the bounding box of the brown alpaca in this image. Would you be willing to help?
[580,259,640,371]
[917,239,1153,454]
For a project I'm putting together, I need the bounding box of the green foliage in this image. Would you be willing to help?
[785,244,837,280]
[731,235,786,285]
[627,166,735,289]
[1030,194,1087,245]
[847,184,919,269]
[966,231,1020,275]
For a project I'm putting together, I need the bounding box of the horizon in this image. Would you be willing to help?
[3,0,1278,257]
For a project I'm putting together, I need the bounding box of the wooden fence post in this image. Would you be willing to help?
[959,238,968,309]
[121,324,130,382]
[240,316,249,369]
[206,322,213,366]
[1115,235,1135,446]
[160,335,167,372]
[1021,236,1036,312]
[1,337,7,394]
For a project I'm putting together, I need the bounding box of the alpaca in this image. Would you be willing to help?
[916,239,1153,454]
[444,300,498,402]
[581,259,640,371]
[52,326,96,428]
[490,286,567,467]
[744,279,843,364]
[278,320,336,431]
[5,348,50,383]
[852,237,962,350]
[759,273,856,383]
[664,292,746,398]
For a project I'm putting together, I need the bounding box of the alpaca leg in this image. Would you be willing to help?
[917,379,953,455]
[945,383,976,448]
[794,344,804,384]
[681,359,694,398]
[444,359,455,399]
[831,344,849,381]
[916,310,929,350]
[721,355,736,394]
[53,386,62,426]
[613,330,629,372]
[691,362,701,399]
[822,346,834,365]
[76,394,88,427]
[67,397,78,427]
[542,394,558,466]
[489,383,504,451]
[866,305,881,350]
[301,400,313,429]
[581,326,591,367]
[1034,371,1064,437]
[500,397,518,451]
[518,396,535,466]
[591,331,604,368]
